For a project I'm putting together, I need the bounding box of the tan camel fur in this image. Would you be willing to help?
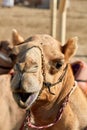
[0,30,87,130]
[0,39,25,130]
[0,75,25,130]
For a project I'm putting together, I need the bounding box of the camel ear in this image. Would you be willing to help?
[12,29,24,46]
[62,37,78,61]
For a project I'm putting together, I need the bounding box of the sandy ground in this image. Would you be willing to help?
[0,0,87,62]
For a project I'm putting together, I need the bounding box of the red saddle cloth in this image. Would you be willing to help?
[72,60,87,94]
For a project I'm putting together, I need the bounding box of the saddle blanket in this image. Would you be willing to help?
[72,60,87,95]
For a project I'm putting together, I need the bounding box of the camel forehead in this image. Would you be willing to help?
[28,34,61,48]
[14,34,63,60]
[30,34,63,59]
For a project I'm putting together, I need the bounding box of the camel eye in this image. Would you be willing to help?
[55,62,63,69]
[55,60,64,69]
[50,59,64,74]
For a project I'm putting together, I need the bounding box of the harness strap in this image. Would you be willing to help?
[43,64,68,95]
[76,79,87,82]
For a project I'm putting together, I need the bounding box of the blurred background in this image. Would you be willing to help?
[0,0,87,61]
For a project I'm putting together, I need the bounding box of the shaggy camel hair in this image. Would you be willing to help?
[0,29,87,130]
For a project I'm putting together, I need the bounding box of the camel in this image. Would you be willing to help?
[0,29,87,130]
[16,0,42,7]
[0,40,25,130]
[0,75,25,130]
[27,0,42,7]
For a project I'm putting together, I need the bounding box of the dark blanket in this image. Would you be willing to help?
[72,60,87,94]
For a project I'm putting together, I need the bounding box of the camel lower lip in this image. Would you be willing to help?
[14,92,39,109]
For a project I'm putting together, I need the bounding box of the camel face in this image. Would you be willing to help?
[11,30,78,110]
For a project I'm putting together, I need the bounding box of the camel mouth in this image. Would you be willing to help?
[13,91,39,109]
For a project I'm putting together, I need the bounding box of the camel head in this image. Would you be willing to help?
[11,29,78,111]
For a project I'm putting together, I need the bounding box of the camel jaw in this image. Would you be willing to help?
[13,91,39,109]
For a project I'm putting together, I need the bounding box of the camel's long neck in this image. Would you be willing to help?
[29,64,75,126]
[29,101,59,126]
[0,75,25,130]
